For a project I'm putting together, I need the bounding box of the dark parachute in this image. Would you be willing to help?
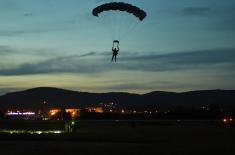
[92,2,147,21]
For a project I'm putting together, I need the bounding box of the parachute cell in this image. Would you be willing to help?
[92,2,147,21]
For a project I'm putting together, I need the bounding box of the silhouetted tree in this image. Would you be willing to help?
[60,109,71,120]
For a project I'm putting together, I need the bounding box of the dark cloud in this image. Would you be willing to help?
[23,13,33,17]
[120,49,235,72]
[79,52,96,57]
[210,18,235,31]
[0,49,234,76]
[179,6,235,31]
[0,46,18,55]
[100,81,176,91]
[0,45,59,59]
[0,29,54,37]
[0,0,21,10]
[101,81,201,92]
[0,52,102,75]
[207,7,235,31]
[180,7,211,16]
[0,21,72,36]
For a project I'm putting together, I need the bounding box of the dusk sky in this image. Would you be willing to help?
[0,0,235,94]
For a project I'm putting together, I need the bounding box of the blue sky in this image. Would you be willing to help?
[0,0,235,94]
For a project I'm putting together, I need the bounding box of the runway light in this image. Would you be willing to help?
[54,131,62,134]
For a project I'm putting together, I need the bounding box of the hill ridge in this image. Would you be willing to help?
[0,87,235,110]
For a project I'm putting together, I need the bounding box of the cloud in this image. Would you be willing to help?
[79,52,96,57]
[23,13,33,17]
[0,0,21,10]
[0,27,65,36]
[0,46,18,55]
[0,52,102,75]
[209,17,235,31]
[121,49,235,72]
[0,49,234,76]
[180,7,211,16]
[178,6,235,31]
[100,80,203,93]
[100,81,176,91]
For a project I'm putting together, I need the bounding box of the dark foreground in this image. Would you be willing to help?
[0,120,235,155]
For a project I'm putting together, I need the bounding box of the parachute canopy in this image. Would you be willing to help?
[92,2,147,21]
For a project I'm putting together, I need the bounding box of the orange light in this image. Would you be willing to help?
[49,109,61,116]
[230,118,233,121]
[223,118,227,123]
[65,109,80,117]
[86,107,103,113]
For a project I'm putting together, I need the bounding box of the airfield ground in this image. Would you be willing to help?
[0,120,234,155]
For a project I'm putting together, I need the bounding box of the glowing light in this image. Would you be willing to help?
[50,111,56,116]
[66,109,80,118]
[6,112,35,116]
[86,107,104,113]
[0,130,64,134]
[71,121,75,125]
[223,119,227,123]
[230,118,233,121]
[54,131,62,134]
[49,109,61,116]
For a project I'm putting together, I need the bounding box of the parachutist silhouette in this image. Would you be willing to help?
[92,3,146,63]
[112,47,119,62]
[112,40,119,62]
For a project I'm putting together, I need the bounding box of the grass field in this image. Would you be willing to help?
[0,120,235,155]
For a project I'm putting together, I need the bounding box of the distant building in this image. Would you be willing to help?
[49,108,81,119]
[85,107,104,113]
[5,110,40,120]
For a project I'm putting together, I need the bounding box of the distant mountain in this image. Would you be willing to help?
[0,87,235,110]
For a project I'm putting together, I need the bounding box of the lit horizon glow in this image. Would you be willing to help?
[0,0,235,95]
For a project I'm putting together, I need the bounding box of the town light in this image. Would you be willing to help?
[223,118,227,123]
[6,112,36,116]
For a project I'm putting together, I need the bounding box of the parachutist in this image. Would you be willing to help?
[92,3,146,62]
[112,40,119,62]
